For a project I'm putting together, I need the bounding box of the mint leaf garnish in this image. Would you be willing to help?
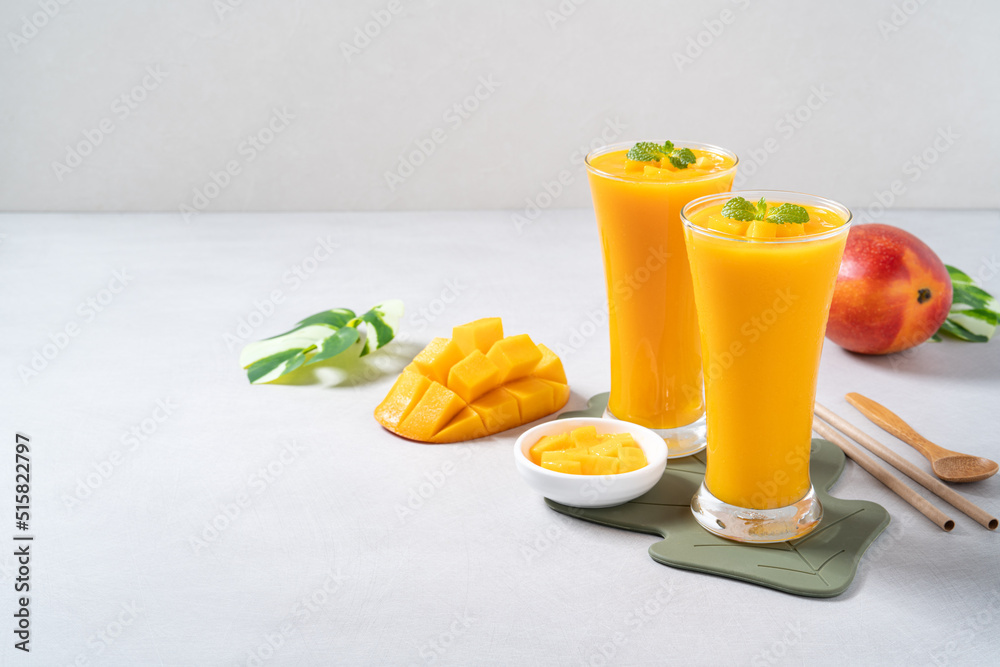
[626,141,696,169]
[720,196,758,222]
[240,300,404,383]
[755,197,768,220]
[721,197,810,224]
[766,203,810,224]
[668,147,696,169]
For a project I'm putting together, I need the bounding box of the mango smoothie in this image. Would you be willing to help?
[585,142,737,454]
[683,191,851,542]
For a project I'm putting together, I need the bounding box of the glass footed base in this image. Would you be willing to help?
[690,481,823,543]
[603,408,707,459]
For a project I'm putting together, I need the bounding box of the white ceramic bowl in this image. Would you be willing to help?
[513,417,668,508]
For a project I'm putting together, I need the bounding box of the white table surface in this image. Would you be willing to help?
[1,209,998,666]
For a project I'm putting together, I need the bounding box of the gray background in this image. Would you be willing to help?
[1,0,997,212]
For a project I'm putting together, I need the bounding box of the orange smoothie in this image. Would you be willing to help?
[585,143,737,432]
[683,194,851,510]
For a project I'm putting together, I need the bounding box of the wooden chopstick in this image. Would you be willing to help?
[811,417,955,531]
[815,403,998,531]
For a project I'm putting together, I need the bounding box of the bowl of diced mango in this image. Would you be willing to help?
[513,417,668,508]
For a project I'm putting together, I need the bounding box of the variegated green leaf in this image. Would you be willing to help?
[247,349,308,384]
[942,308,997,342]
[240,300,403,383]
[293,308,356,330]
[357,300,404,357]
[946,265,974,285]
[937,265,998,343]
[239,324,341,368]
[305,326,360,365]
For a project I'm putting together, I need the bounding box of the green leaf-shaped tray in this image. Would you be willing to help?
[548,393,891,598]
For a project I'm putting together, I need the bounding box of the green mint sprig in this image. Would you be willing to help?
[239,300,403,384]
[721,196,810,224]
[626,141,697,169]
[931,266,998,343]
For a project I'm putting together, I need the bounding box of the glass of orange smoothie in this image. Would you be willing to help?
[585,141,738,457]
[682,190,852,542]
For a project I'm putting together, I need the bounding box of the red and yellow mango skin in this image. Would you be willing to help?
[826,224,952,355]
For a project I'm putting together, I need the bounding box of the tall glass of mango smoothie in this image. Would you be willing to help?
[682,190,852,543]
[585,141,738,457]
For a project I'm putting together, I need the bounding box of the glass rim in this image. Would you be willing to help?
[681,189,853,244]
[584,140,739,184]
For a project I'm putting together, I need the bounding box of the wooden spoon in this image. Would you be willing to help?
[846,392,999,483]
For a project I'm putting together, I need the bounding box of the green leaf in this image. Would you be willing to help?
[626,142,666,162]
[240,324,345,368]
[626,141,694,168]
[755,197,768,221]
[720,196,759,222]
[952,283,998,311]
[247,349,308,384]
[937,318,989,343]
[358,299,405,356]
[305,327,360,365]
[240,300,404,383]
[293,308,356,329]
[766,203,810,224]
[668,147,696,169]
[945,265,974,285]
[945,308,997,342]
[934,266,999,343]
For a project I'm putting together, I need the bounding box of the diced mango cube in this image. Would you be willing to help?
[590,456,621,476]
[431,407,487,443]
[486,334,543,384]
[452,317,504,356]
[542,460,582,474]
[373,371,431,429]
[397,382,466,442]
[776,222,805,237]
[531,344,567,384]
[747,220,777,239]
[704,214,749,237]
[503,377,555,424]
[411,338,464,384]
[446,350,500,403]
[541,450,601,474]
[618,446,648,473]
[529,432,572,464]
[470,387,521,434]
[588,440,620,457]
[570,426,602,450]
[601,433,638,448]
[535,378,569,413]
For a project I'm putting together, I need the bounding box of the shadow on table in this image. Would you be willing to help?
[838,341,998,383]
